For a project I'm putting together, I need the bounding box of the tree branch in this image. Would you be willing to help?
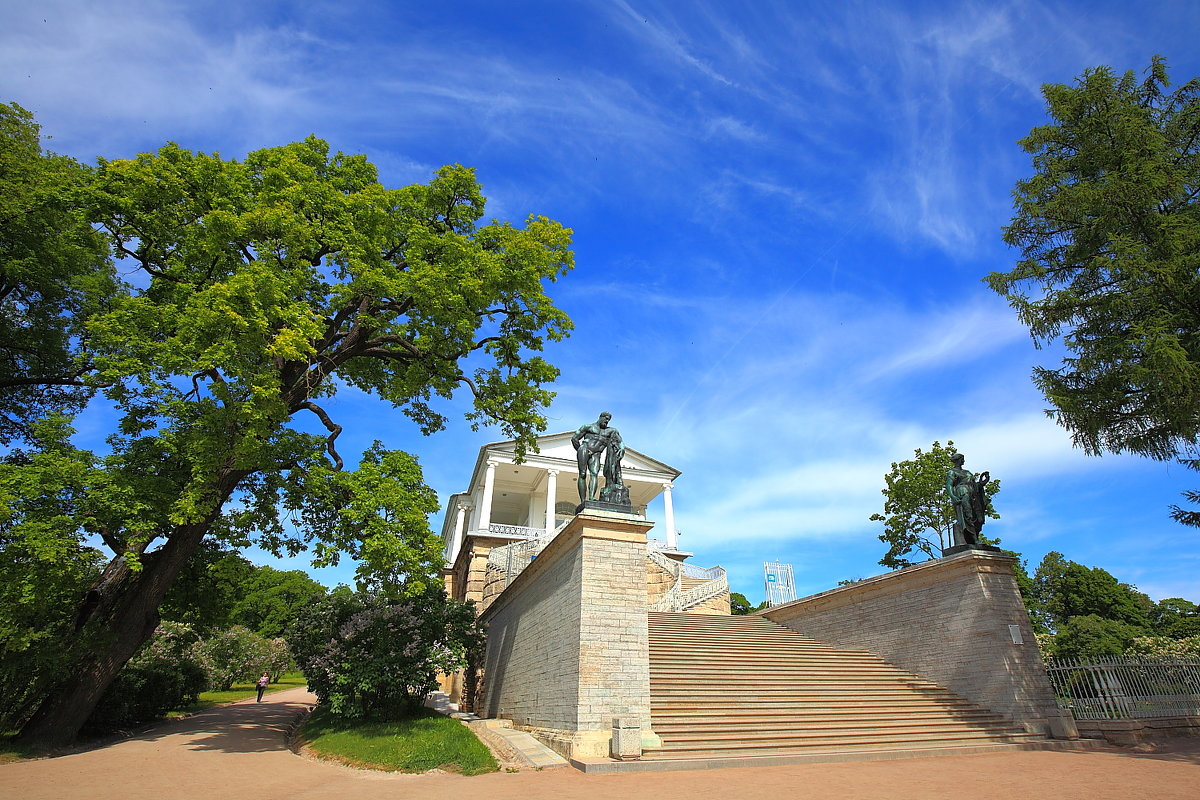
[298,400,344,470]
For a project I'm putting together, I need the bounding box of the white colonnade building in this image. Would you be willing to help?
[440,431,689,608]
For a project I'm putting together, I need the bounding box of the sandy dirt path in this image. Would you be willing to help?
[2,686,1197,800]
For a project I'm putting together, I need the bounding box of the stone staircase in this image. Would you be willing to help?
[646,612,1071,764]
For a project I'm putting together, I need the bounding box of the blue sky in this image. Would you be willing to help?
[4,0,1199,604]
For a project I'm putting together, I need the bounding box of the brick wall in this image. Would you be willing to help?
[762,550,1066,735]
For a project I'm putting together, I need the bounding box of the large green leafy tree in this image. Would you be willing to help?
[0,103,115,443]
[1030,551,1152,634]
[0,418,106,732]
[1149,597,1200,637]
[159,545,325,636]
[6,131,573,747]
[229,566,327,638]
[157,543,257,631]
[987,56,1200,523]
[870,441,1000,568]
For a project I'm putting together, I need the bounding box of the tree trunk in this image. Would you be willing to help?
[16,472,247,749]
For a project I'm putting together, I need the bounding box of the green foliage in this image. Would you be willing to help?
[0,418,105,731]
[191,625,280,691]
[1149,597,1200,637]
[729,592,767,615]
[1021,550,1199,657]
[1126,634,1200,657]
[158,544,257,631]
[229,567,327,638]
[1031,551,1151,632]
[0,103,115,445]
[289,586,482,721]
[988,56,1200,523]
[870,441,1000,568]
[3,121,573,746]
[1051,614,1146,659]
[302,704,497,775]
[260,637,295,682]
[160,546,326,637]
[84,622,208,734]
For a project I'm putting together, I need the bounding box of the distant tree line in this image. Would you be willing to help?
[1013,551,1199,659]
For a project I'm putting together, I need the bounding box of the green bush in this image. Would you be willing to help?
[1052,614,1146,658]
[289,587,481,721]
[84,621,207,734]
[192,625,273,690]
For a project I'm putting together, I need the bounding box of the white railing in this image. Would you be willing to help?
[678,573,729,610]
[649,549,728,612]
[681,563,724,580]
[487,523,547,539]
[486,538,544,591]
[647,549,681,578]
[652,584,682,612]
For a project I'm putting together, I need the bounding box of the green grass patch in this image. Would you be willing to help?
[0,742,33,763]
[168,672,307,716]
[300,705,498,776]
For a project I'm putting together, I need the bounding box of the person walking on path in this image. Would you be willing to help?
[256,673,270,702]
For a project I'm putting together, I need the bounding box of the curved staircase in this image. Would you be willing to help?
[646,612,1084,765]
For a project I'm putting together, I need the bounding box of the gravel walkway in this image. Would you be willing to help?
[2,687,1198,800]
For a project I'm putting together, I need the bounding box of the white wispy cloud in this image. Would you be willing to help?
[605,0,736,86]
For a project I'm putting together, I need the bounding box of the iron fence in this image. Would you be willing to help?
[1045,655,1200,719]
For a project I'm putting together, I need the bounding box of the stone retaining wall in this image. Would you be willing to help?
[762,549,1074,737]
[1076,715,1200,746]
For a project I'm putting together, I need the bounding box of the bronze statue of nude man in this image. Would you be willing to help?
[571,411,624,503]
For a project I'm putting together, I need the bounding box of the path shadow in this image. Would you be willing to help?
[87,689,315,756]
[1096,738,1200,766]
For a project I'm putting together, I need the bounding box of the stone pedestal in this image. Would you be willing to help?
[576,498,633,515]
[942,543,1003,557]
[477,510,661,758]
[610,716,643,760]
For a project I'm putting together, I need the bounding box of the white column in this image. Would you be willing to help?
[544,469,559,533]
[480,460,498,534]
[662,482,677,550]
[449,501,471,565]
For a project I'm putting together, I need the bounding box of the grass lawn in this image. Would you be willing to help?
[0,742,32,763]
[168,671,308,716]
[300,705,499,775]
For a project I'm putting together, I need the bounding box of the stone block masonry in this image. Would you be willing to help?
[762,549,1075,738]
[478,511,658,759]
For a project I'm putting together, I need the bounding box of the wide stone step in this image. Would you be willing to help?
[652,729,1039,751]
[652,706,1007,719]
[644,611,1048,762]
[650,654,898,666]
[648,686,964,695]
[652,695,988,710]
[654,718,1023,734]
[650,643,872,655]
[651,669,937,680]
[650,648,890,658]
[637,738,1060,764]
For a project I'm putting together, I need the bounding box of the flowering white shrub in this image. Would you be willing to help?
[288,587,481,720]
